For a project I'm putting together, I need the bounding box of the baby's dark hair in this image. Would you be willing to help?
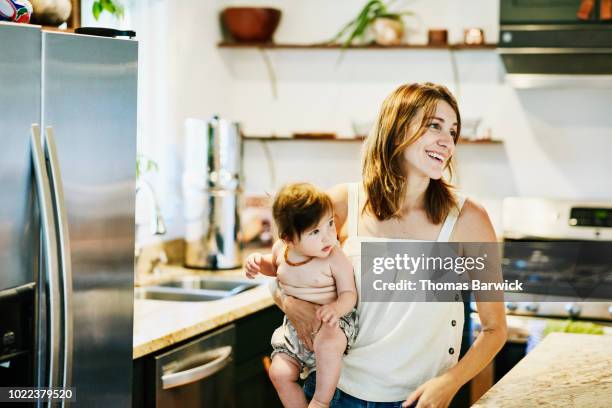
[272,183,333,241]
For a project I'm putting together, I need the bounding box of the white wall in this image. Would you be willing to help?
[130,0,612,240]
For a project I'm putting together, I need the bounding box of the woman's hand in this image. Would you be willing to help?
[283,296,321,351]
[316,303,339,327]
[402,374,460,408]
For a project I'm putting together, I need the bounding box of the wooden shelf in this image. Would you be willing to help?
[243,136,502,144]
[218,42,497,50]
[243,136,364,142]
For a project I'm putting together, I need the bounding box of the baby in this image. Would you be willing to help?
[245,183,358,408]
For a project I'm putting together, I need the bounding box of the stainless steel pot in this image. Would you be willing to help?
[183,116,243,269]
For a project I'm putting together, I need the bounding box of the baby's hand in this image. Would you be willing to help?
[244,253,262,279]
[316,304,339,327]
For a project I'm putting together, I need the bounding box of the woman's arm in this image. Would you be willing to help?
[404,199,507,408]
[327,184,349,243]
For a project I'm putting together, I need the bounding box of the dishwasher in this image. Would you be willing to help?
[154,324,236,407]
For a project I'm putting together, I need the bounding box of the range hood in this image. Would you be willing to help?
[498,24,612,88]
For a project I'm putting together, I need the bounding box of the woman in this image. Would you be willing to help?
[274,82,507,408]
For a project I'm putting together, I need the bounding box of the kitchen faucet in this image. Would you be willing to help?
[135,180,167,277]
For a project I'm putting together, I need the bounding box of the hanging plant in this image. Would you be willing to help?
[331,0,414,47]
[92,0,124,20]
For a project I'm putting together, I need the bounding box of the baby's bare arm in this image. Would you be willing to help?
[328,246,357,316]
[258,240,283,277]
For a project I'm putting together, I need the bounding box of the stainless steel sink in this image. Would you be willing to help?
[157,276,257,295]
[134,287,227,302]
[135,277,259,302]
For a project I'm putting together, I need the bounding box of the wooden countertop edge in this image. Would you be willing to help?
[133,293,275,359]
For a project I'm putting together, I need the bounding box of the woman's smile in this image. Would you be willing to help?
[425,149,447,165]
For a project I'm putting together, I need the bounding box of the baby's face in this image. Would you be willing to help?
[293,212,337,258]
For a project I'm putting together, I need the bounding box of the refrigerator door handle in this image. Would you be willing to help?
[43,126,73,391]
[30,124,62,389]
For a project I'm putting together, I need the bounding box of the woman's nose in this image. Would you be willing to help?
[438,131,455,148]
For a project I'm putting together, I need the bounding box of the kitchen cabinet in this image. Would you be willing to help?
[133,305,284,407]
[501,0,598,24]
[235,306,284,408]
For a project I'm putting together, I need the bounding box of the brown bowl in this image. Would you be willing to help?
[222,7,282,43]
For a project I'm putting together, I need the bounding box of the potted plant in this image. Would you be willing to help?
[92,0,123,20]
[331,0,414,46]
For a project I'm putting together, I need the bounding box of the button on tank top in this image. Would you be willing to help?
[336,183,466,402]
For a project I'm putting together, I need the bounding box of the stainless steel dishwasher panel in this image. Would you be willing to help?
[155,324,236,407]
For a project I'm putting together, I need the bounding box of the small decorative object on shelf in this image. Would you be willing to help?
[427,29,448,46]
[371,17,403,46]
[331,0,413,47]
[0,0,33,23]
[221,7,282,43]
[29,0,71,26]
[464,28,485,45]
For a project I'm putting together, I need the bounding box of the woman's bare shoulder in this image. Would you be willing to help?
[453,197,498,242]
[327,183,349,223]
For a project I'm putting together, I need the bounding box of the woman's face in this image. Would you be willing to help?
[401,100,457,180]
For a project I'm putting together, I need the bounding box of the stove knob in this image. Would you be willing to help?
[525,303,539,313]
[565,303,582,318]
[505,302,518,312]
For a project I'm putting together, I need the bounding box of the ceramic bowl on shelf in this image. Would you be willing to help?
[221,7,281,43]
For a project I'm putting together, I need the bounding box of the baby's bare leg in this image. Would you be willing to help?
[310,323,347,408]
[269,353,307,408]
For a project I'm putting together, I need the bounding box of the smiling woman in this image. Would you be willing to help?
[274,82,507,408]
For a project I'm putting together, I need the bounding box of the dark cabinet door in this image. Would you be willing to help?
[501,0,597,24]
[235,306,284,408]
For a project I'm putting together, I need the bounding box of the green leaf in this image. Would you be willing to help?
[115,3,125,19]
[92,2,102,20]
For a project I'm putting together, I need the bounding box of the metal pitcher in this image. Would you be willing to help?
[183,116,243,269]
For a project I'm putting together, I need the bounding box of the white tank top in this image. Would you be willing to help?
[337,183,466,402]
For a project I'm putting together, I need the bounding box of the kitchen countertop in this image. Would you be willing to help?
[471,313,612,344]
[473,333,612,407]
[133,264,276,359]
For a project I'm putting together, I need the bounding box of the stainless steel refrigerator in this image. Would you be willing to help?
[0,22,137,406]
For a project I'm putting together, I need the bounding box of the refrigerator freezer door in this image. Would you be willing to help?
[41,31,137,406]
[0,23,40,291]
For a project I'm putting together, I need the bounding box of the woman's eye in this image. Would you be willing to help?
[329,219,334,227]
[311,229,319,235]
[451,130,457,138]
[428,123,441,130]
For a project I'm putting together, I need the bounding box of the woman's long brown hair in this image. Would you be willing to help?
[362,82,461,224]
